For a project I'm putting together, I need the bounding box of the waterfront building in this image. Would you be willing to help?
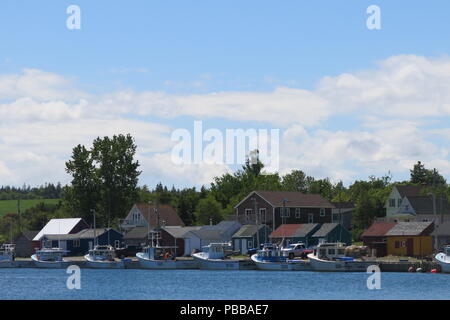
[269,224,320,247]
[231,224,272,254]
[385,221,434,257]
[14,230,39,257]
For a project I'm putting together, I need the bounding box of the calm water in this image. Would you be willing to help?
[1,268,449,300]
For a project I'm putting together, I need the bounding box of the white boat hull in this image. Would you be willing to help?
[31,254,69,268]
[136,252,197,269]
[307,254,376,272]
[84,255,124,269]
[250,255,311,271]
[192,253,254,270]
[435,253,450,273]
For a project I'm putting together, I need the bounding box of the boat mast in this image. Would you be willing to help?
[91,209,97,248]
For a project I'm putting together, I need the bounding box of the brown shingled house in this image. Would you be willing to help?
[234,191,335,231]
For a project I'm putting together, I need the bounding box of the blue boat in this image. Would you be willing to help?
[251,243,311,271]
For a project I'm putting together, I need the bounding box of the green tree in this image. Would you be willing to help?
[410,161,446,186]
[195,195,224,225]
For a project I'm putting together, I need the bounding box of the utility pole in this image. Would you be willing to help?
[252,197,260,250]
[17,198,21,232]
[91,209,97,247]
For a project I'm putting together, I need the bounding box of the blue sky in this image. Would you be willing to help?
[1,1,450,188]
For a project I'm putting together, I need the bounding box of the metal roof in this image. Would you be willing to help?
[269,224,320,238]
[33,218,84,241]
[232,224,267,238]
[123,226,148,239]
[385,222,434,236]
[42,228,121,241]
[162,226,202,238]
[362,222,397,237]
[311,223,339,238]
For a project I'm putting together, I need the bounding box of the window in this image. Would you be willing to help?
[389,199,396,207]
[73,239,80,247]
[115,240,120,249]
[328,249,336,255]
[259,208,266,222]
[281,208,290,218]
[132,211,140,221]
[395,241,400,249]
[295,208,301,218]
[248,240,253,248]
[398,198,402,207]
[308,213,314,223]
[245,209,252,222]
[320,208,326,217]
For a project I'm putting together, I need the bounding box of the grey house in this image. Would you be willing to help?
[231,224,272,254]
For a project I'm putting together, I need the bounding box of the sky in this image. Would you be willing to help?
[1,1,450,189]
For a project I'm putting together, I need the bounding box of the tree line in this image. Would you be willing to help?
[0,133,449,243]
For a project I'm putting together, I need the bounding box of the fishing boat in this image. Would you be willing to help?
[136,231,197,269]
[307,242,376,272]
[31,247,69,268]
[192,243,255,270]
[435,246,450,273]
[251,243,311,271]
[84,245,124,268]
[0,244,15,267]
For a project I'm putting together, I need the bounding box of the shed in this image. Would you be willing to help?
[231,224,272,254]
[385,222,434,257]
[159,226,202,256]
[14,231,39,257]
[311,223,352,246]
[269,223,320,247]
[361,222,397,257]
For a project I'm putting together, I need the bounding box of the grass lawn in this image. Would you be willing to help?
[0,199,61,217]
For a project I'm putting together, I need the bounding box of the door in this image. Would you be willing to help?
[234,239,240,252]
[406,238,414,257]
[241,239,247,254]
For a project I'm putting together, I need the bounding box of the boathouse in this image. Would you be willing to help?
[269,224,320,247]
[385,222,434,257]
[189,220,242,248]
[14,230,39,257]
[310,223,352,246]
[40,228,123,256]
[159,226,202,256]
[231,224,272,254]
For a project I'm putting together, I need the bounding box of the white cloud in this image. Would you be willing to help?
[1,55,450,187]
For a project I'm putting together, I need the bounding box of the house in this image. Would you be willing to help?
[385,222,434,257]
[231,224,272,254]
[159,226,202,256]
[269,224,321,247]
[396,196,450,223]
[431,221,450,250]
[189,221,242,249]
[40,228,123,256]
[361,222,397,257]
[33,218,89,243]
[310,223,352,246]
[331,202,354,230]
[120,203,185,233]
[385,185,424,218]
[234,191,335,231]
[14,231,39,257]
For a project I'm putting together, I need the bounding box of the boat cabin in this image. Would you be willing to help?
[142,246,177,261]
[88,245,115,261]
[444,246,450,257]
[256,243,288,262]
[316,243,347,261]
[36,248,66,262]
[0,244,15,261]
[201,243,231,260]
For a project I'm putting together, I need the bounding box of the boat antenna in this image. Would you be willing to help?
[91,209,96,247]
[281,198,288,248]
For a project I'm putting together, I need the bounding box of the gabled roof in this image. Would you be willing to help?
[33,218,85,241]
[162,226,202,239]
[311,223,340,238]
[20,230,39,241]
[232,225,266,238]
[235,191,334,209]
[189,221,241,241]
[362,222,397,237]
[269,224,320,238]
[395,185,424,198]
[404,196,450,215]
[42,228,121,241]
[385,222,434,236]
[135,203,185,227]
[123,226,148,240]
[331,202,355,209]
